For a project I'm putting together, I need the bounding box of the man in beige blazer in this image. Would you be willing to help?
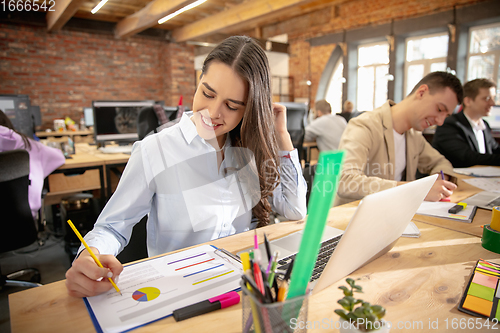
[335,72,462,206]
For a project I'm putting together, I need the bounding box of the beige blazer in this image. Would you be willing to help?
[334,101,454,206]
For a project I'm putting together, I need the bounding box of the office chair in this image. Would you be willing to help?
[0,149,42,289]
[137,105,184,140]
[282,102,308,164]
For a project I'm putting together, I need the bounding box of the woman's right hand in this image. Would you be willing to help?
[65,247,123,297]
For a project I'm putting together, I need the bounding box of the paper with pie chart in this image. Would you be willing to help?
[83,244,242,333]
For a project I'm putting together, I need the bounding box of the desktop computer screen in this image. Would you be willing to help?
[83,107,94,127]
[0,94,34,137]
[92,100,155,144]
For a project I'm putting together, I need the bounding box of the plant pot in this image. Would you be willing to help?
[338,318,390,333]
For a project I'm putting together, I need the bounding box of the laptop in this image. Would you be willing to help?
[462,191,500,210]
[239,174,437,294]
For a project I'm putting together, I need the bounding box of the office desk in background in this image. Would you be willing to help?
[44,143,131,206]
[9,195,499,333]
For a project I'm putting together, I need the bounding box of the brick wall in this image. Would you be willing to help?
[278,0,489,104]
[0,23,195,129]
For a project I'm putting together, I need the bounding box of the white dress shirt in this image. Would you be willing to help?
[82,112,307,257]
[464,113,486,154]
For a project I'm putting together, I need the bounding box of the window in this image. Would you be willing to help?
[467,23,500,104]
[357,42,389,111]
[325,57,343,113]
[404,33,449,97]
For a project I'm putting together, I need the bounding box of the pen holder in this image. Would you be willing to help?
[241,281,309,333]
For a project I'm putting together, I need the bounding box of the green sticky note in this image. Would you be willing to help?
[468,282,495,302]
[496,303,500,321]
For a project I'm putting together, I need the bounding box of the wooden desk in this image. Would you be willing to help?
[9,203,498,332]
[412,169,498,238]
[45,143,131,205]
[36,130,94,139]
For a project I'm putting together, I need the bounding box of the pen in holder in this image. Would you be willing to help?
[241,280,309,333]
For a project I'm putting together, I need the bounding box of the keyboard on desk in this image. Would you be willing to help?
[277,234,342,282]
[98,146,134,154]
[487,197,500,208]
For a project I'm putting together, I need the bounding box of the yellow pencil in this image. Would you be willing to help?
[66,219,122,295]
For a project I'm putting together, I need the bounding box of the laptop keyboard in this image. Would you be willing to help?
[277,234,342,282]
[487,197,500,208]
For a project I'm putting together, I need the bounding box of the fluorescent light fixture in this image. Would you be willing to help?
[158,0,207,24]
[91,0,109,14]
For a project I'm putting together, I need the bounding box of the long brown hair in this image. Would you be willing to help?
[0,110,32,150]
[201,36,281,226]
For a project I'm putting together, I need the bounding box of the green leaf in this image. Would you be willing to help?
[339,286,352,296]
[346,278,355,287]
[371,305,386,319]
[338,299,351,311]
[334,309,349,321]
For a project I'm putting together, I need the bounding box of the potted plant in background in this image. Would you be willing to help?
[334,278,389,333]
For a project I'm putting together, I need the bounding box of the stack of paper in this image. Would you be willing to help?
[453,167,500,177]
[416,201,477,223]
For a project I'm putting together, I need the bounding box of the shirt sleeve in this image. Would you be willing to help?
[337,119,396,201]
[81,142,154,256]
[271,149,307,220]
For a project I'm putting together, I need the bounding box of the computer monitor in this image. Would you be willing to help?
[0,94,34,137]
[484,105,500,130]
[92,100,155,145]
[83,107,94,127]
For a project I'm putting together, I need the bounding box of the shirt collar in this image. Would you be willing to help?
[463,112,486,131]
[178,111,231,150]
[179,111,199,144]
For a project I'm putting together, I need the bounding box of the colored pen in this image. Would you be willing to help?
[263,233,272,262]
[66,219,121,295]
[172,291,240,321]
[267,251,279,284]
[439,170,451,202]
[253,261,265,294]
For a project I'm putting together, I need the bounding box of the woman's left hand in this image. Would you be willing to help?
[273,103,294,151]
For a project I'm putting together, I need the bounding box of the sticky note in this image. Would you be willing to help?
[479,262,500,272]
[496,304,500,321]
[467,282,495,301]
[462,295,493,317]
[472,272,499,289]
[496,285,500,299]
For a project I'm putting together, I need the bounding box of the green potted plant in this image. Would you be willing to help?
[335,278,389,333]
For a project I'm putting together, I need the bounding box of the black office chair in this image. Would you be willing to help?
[0,149,42,289]
[137,105,184,140]
[281,102,308,164]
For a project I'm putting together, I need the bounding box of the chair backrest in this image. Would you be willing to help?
[137,106,160,140]
[281,102,308,159]
[0,149,38,253]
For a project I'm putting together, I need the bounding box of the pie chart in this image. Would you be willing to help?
[132,287,161,302]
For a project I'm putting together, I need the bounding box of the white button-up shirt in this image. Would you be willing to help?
[82,112,307,257]
[464,113,486,154]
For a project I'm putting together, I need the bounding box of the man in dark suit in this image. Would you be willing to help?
[433,78,500,167]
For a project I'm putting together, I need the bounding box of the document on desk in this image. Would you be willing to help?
[83,244,242,333]
[453,166,500,177]
[416,201,477,223]
[462,177,500,193]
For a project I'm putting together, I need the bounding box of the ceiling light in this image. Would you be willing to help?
[158,0,207,25]
[91,0,109,14]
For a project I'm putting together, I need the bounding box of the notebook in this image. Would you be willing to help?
[239,174,438,294]
[462,191,500,211]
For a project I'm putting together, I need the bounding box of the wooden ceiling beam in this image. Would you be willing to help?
[46,0,86,31]
[171,0,311,42]
[115,0,193,39]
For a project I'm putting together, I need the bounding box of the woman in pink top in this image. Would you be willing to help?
[0,110,65,219]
